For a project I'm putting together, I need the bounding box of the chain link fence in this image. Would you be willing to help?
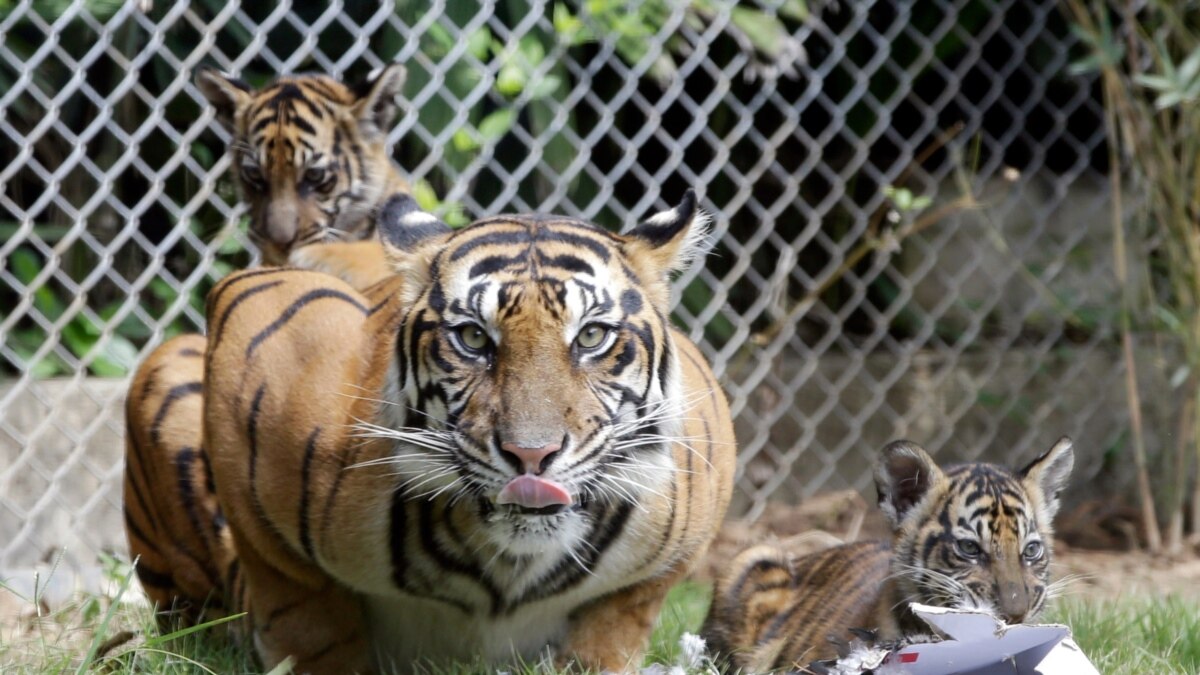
[0,0,1152,575]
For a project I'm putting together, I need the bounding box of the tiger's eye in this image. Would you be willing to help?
[955,538,981,559]
[241,162,264,186]
[457,324,490,352]
[1022,540,1044,561]
[304,166,329,186]
[576,324,609,350]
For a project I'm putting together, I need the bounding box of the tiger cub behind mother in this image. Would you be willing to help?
[123,191,736,673]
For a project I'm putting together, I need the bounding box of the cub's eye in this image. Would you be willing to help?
[575,324,611,350]
[1022,541,1044,561]
[954,538,981,559]
[455,324,491,354]
[304,166,330,187]
[241,162,265,187]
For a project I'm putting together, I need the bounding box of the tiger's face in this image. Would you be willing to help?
[875,438,1074,625]
[196,65,407,264]
[374,194,708,552]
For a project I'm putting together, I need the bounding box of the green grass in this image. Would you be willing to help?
[2,571,1197,674]
[1047,596,1200,675]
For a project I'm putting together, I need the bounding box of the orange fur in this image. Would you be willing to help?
[125,200,736,673]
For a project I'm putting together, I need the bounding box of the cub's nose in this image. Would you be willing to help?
[499,441,561,475]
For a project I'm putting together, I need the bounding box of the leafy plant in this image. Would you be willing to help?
[1068,0,1200,552]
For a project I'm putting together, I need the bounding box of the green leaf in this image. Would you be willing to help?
[518,36,546,67]
[553,4,592,45]
[527,74,562,100]
[1176,48,1200,87]
[496,63,527,97]
[779,0,808,21]
[90,336,137,378]
[60,320,97,358]
[101,303,151,341]
[1134,74,1174,92]
[217,235,244,256]
[212,260,234,278]
[730,7,787,59]
[426,22,456,54]
[1154,90,1186,110]
[21,349,67,378]
[452,128,479,152]
[9,249,64,320]
[149,278,178,302]
[140,612,248,649]
[412,179,441,214]
[467,27,492,60]
[190,141,214,169]
[477,108,516,141]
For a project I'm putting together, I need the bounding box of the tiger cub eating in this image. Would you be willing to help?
[124,191,736,674]
[701,437,1074,671]
[196,64,410,286]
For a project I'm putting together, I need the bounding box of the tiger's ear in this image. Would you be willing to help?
[625,189,712,277]
[195,67,252,131]
[1019,437,1074,523]
[377,194,451,299]
[875,441,944,529]
[352,63,407,138]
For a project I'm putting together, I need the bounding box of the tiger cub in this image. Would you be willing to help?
[195,64,409,286]
[124,191,737,674]
[702,438,1074,671]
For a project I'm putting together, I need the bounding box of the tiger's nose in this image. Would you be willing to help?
[500,441,562,475]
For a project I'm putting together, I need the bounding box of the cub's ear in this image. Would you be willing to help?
[195,66,253,131]
[377,194,451,301]
[353,63,407,138]
[875,441,943,529]
[1019,436,1074,523]
[625,189,712,277]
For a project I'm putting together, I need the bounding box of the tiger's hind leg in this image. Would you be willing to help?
[123,334,238,623]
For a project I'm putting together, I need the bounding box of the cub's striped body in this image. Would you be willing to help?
[124,193,736,674]
[701,438,1074,671]
[196,64,408,285]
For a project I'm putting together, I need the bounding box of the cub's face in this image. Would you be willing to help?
[876,438,1074,624]
[373,195,708,551]
[195,65,406,264]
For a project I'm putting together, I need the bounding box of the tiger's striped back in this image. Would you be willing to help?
[195,65,409,266]
[702,438,1074,671]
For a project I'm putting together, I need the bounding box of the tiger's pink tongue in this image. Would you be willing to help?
[497,475,573,508]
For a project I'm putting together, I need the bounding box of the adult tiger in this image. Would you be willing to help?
[123,191,737,673]
[196,63,408,286]
[701,438,1075,671]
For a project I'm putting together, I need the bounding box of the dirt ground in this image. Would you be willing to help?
[700,491,1200,601]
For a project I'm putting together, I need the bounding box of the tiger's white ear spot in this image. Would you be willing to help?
[377,194,450,252]
[400,210,440,226]
[626,189,714,278]
[353,63,407,137]
[195,66,252,130]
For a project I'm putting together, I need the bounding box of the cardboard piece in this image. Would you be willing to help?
[873,604,1100,674]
